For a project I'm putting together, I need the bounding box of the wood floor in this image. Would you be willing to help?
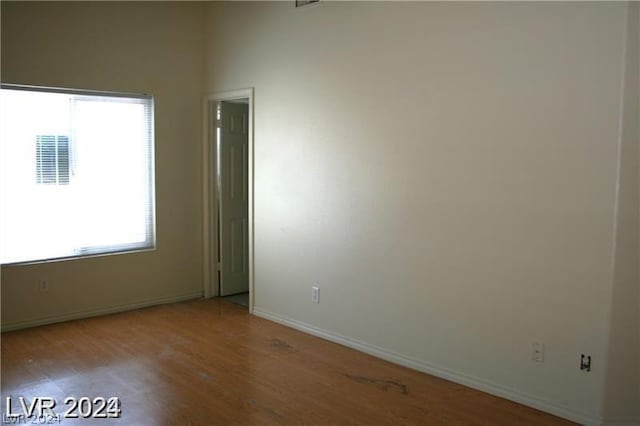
[1,298,575,425]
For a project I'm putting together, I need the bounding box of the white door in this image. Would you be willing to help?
[218,101,249,296]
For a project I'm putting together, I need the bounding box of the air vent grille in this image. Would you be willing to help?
[295,0,319,8]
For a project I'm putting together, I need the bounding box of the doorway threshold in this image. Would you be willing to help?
[222,292,249,308]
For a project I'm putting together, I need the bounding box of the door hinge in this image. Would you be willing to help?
[217,262,221,271]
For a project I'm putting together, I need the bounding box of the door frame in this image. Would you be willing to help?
[202,88,255,312]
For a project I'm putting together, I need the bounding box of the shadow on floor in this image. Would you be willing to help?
[222,292,249,308]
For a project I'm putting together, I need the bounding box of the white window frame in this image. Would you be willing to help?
[0,84,157,265]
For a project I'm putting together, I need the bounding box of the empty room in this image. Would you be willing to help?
[1,1,638,425]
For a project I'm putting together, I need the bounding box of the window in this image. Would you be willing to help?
[36,135,70,185]
[0,85,155,264]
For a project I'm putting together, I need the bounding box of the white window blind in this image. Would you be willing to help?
[0,85,156,264]
[36,135,70,185]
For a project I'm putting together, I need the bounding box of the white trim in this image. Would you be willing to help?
[601,419,640,426]
[202,88,255,313]
[253,307,602,426]
[1,291,203,332]
[202,95,214,298]
[1,83,152,100]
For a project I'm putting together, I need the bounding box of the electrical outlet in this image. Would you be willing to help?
[311,286,319,304]
[580,354,591,372]
[38,278,49,293]
[532,342,544,362]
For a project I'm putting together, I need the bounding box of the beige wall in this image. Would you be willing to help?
[1,2,205,328]
[603,3,640,423]
[205,2,632,423]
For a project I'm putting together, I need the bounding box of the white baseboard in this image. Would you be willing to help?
[1,291,203,332]
[253,307,602,426]
[603,418,640,426]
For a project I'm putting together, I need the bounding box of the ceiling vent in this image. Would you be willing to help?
[295,0,320,8]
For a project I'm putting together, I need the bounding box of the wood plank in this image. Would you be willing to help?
[1,298,575,425]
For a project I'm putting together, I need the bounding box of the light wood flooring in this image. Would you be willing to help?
[1,298,575,425]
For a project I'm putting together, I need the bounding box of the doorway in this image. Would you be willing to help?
[202,89,254,312]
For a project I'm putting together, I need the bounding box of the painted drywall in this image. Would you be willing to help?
[1,2,205,328]
[637,3,640,416]
[205,2,631,423]
[603,3,640,424]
